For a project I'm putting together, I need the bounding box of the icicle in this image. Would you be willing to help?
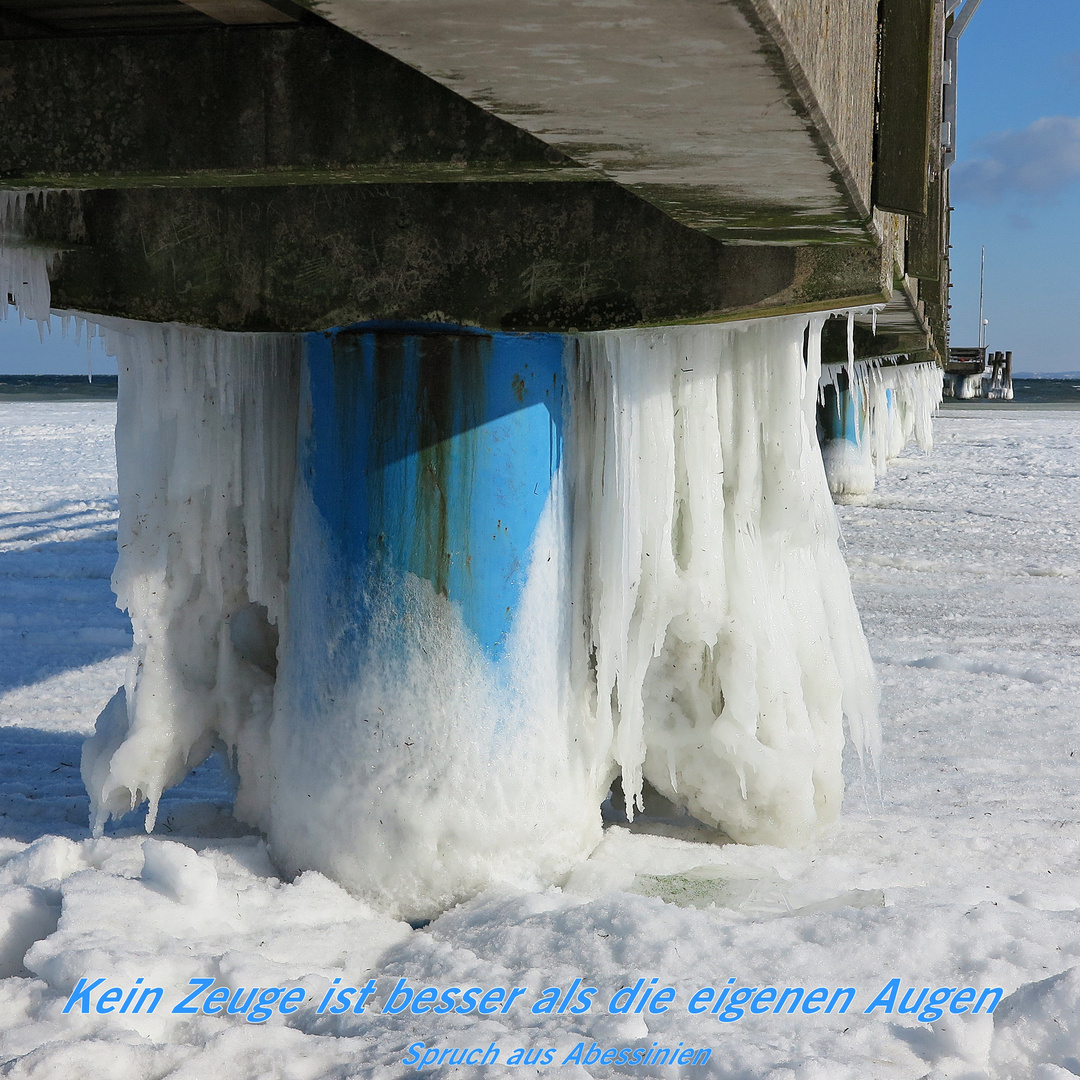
[81,320,301,835]
[0,191,56,325]
[846,311,856,393]
[819,357,943,498]
[83,310,884,908]
[572,315,880,845]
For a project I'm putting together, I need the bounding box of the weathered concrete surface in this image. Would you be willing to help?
[21,185,892,332]
[0,0,298,33]
[303,0,874,244]
[0,2,944,350]
[875,0,936,215]
[821,317,929,365]
[907,3,947,282]
[764,0,877,204]
[0,22,566,182]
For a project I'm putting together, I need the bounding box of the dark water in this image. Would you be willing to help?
[0,374,118,400]
[2,373,1076,405]
[943,377,1080,409]
[1011,378,1080,404]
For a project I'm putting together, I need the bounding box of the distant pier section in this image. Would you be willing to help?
[944,346,1014,400]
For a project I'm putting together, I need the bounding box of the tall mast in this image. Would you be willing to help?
[978,245,986,349]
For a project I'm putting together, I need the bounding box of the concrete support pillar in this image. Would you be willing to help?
[819,377,874,497]
[85,312,882,919]
[955,373,981,400]
[267,324,602,919]
[884,385,906,461]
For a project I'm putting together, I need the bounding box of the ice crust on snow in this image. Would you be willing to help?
[81,312,879,916]
[819,359,944,498]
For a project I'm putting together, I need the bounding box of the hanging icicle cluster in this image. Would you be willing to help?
[819,358,944,498]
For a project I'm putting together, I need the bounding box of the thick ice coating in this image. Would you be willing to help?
[270,452,608,919]
[571,317,879,845]
[83,312,882,916]
[81,322,300,834]
[819,358,944,498]
[0,191,54,324]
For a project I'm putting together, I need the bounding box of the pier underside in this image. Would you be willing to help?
[1,6,944,355]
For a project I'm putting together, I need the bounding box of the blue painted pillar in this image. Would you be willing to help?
[819,373,874,497]
[301,323,564,660]
[820,378,862,443]
[268,323,601,918]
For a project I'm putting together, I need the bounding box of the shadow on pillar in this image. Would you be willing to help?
[302,323,565,660]
[267,322,601,919]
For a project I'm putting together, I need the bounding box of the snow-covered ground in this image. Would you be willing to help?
[0,399,1078,1078]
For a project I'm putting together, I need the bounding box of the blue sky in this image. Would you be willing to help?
[0,314,115,376]
[0,1,1075,373]
[949,0,1080,371]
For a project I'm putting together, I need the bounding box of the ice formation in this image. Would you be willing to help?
[0,191,54,324]
[944,371,983,400]
[270,437,607,918]
[571,317,880,846]
[77,311,884,917]
[819,358,943,498]
[81,322,300,833]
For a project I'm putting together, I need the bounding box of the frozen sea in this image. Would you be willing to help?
[0,399,1078,1078]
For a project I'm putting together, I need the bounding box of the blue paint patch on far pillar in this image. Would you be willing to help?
[301,323,565,661]
[820,373,864,445]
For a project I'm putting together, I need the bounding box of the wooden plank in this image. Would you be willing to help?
[874,0,935,215]
[1,162,603,188]
[0,5,60,34]
[32,10,211,29]
[2,0,214,31]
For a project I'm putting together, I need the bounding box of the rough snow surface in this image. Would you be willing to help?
[0,403,129,738]
[2,401,1080,1077]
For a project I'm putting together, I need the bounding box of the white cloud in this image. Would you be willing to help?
[952,115,1080,202]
